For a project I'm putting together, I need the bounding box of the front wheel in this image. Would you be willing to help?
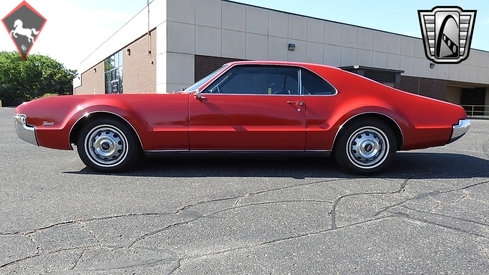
[334,119,397,175]
[77,118,141,173]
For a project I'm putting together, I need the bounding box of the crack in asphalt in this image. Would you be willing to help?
[172,206,489,270]
[128,199,333,250]
[0,246,95,269]
[0,234,43,269]
[27,233,40,256]
[0,178,343,272]
[450,190,469,205]
[77,247,180,272]
[1,213,391,271]
[0,212,175,236]
[172,214,396,269]
[0,177,427,272]
[79,221,103,246]
[330,178,409,229]
[141,185,419,273]
[129,178,342,249]
[398,205,489,229]
[70,249,86,270]
[392,210,489,239]
[374,179,489,217]
[175,178,344,214]
[2,178,488,273]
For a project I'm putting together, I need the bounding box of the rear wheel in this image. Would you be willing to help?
[334,119,397,175]
[77,117,141,172]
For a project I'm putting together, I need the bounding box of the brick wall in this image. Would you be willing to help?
[74,62,105,94]
[399,75,447,101]
[74,29,156,95]
[123,29,156,93]
[195,55,244,82]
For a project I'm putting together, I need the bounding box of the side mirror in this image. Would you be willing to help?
[194,91,206,100]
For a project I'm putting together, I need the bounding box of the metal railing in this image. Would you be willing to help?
[460,105,489,118]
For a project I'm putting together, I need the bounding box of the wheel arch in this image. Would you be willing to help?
[69,111,143,150]
[332,113,404,152]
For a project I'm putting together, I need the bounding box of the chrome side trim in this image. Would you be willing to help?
[145,149,190,153]
[196,93,305,97]
[144,149,331,157]
[449,119,470,143]
[298,67,303,95]
[146,149,329,153]
[14,114,38,146]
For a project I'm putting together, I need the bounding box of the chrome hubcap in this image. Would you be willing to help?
[346,126,389,169]
[84,125,128,167]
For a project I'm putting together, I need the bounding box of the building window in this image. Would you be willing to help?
[105,51,123,94]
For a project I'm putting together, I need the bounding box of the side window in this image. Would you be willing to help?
[203,65,299,95]
[301,69,336,95]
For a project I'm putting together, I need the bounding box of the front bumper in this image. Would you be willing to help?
[14,114,38,146]
[448,119,471,144]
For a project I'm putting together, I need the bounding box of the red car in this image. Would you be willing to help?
[14,61,470,175]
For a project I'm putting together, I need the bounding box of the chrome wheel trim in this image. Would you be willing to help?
[346,126,389,169]
[84,124,128,168]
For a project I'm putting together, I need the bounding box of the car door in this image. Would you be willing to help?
[300,68,340,151]
[188,65,306,150]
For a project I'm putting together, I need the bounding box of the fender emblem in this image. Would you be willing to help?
[42,121,54,126]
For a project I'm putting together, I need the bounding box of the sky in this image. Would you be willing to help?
[1,0,488,71]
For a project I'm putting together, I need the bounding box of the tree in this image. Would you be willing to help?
[0,51,76,106]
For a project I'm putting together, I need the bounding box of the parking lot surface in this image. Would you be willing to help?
[1,107,488,274]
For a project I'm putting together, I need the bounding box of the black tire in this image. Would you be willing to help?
[334,119,397,175]
[77,117,141,173]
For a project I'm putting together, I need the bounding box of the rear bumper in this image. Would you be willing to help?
[448,119,470,144]
[14,114,38,146]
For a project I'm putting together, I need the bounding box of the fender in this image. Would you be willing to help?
[304,93,411,150]
[32,97,148,150]
[330,108,407,151]
[67,94,190,151]
[68,107,146,150]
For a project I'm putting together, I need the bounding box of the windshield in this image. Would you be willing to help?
[185,65,228,92]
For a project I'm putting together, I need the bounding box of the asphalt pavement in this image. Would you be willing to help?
[0,106,488,274]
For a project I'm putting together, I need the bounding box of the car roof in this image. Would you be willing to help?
[224,60,341,71]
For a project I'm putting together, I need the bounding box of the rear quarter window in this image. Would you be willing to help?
[302,69,337,95]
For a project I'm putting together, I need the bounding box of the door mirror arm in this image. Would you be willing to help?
[194,91,206,100]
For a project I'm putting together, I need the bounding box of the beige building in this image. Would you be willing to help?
[74,0,489,116]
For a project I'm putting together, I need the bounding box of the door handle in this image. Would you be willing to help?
[287,101,304,106]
